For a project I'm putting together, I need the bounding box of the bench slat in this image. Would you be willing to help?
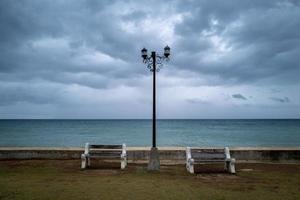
[191,149,225,153]
[89,152,121,156]
[89,144,122,149]
[89,154,121,158]
[193,157,225,161]
[191,153,225,159]
[194,160,226,163]
[89,150,122,153]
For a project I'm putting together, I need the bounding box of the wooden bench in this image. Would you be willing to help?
[81,143,127,169]
[186,147,236,174]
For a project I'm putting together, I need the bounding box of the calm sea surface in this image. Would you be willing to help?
[0,119,299,147]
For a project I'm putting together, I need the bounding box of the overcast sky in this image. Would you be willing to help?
[0,0,300,119]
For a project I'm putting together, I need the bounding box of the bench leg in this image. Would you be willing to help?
[87,157,91,167]
[226,159,236,174]
[189,163,194,174]
[121,156,127,170]
[229,159,236,174]
[225,161,230,171]
[187,159,194,174]
[81,154,87,169]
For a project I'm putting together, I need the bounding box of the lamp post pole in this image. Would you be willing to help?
[152,51,156,148]
[141,46,170,171]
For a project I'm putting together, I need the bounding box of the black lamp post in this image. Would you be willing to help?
[141,46,170,170]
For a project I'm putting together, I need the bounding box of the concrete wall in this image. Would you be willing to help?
[1,147,300,164]
[231,147,300,163]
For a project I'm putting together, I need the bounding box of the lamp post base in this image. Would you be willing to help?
[147,147,160,171]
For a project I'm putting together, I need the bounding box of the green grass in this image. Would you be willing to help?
[0,160,300,200]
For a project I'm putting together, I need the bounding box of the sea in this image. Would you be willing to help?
[0,119,299,147]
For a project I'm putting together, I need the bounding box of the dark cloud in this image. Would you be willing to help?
[173,0,300,84]
[270,97,290,103]
[0,0,299,118]
[186,98,210,104]
[0,82,62,106]
[0,0,145,88]
[1,0,300,86]
[232,94,247,100]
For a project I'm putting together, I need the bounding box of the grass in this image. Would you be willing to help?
[0,160,300,200]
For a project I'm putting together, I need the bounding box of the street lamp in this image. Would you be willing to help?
[141,46,171,171]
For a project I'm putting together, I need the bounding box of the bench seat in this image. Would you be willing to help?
[88,154,122,158]
[193,159,229,163]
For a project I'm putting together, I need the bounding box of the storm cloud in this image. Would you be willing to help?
[0,0,299,118]
[270,97,290,103]
[232,94,247,100]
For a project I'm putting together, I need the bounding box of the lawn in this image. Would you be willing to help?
[0,160,300,200]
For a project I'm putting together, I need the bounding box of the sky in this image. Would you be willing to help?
[0,0,300,119]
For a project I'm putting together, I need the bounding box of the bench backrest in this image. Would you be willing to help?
[191,149,225,161]
[84,143,126,155]
[89,144,123,149]
[187,147,231,161]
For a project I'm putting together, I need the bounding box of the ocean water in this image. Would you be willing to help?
[0,119,299,147]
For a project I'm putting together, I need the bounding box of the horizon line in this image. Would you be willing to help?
[0,118,299,120]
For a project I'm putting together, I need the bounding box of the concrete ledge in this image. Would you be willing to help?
[0,147,82,160]
[1,147,300,164]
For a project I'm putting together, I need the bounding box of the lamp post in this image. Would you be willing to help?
[141,46,170,171]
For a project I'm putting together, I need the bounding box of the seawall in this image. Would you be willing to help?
[1,147,300,164]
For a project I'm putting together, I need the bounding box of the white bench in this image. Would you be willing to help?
[81,143,127,169]
[186,147,236,174]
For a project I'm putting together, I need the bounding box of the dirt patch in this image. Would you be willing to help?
[239,168,253,172]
